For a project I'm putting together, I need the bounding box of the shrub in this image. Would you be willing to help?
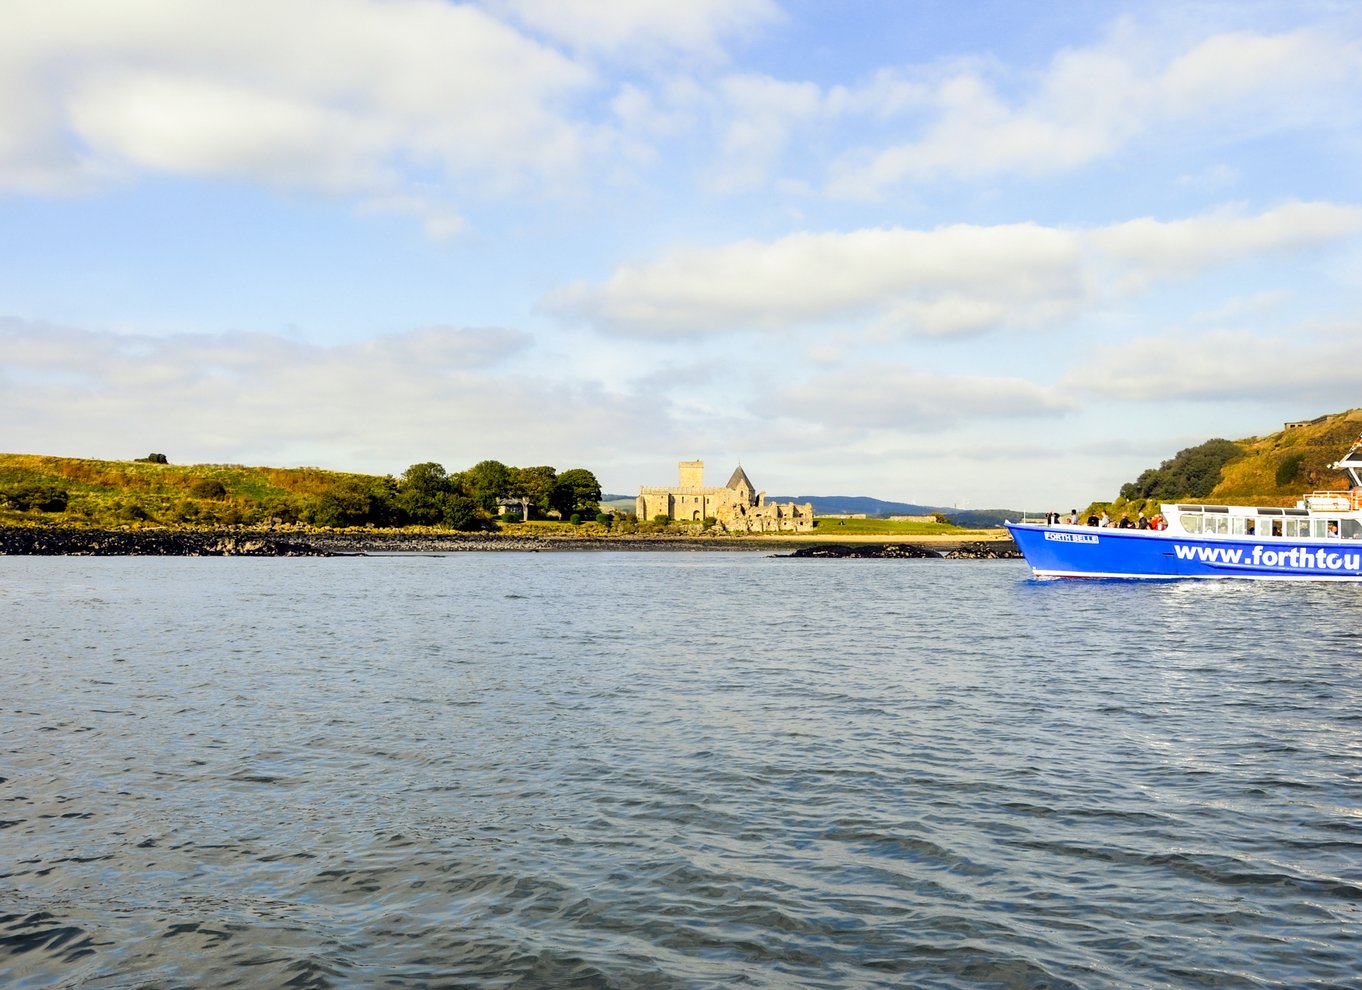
[595,512,612,527]
[118,502,151,521]
[702,516,718,529]
[443,494,482,531]
[171,500,200,522]
[261,495,302,524]
[190,477,228,499]
[654,514,670,526]
[136,453,169,464]
[1275,452,1305,487]
[3,483,69,512]
[570,513,581,525]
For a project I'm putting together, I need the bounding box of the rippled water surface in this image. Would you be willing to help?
[4,553,1362,988]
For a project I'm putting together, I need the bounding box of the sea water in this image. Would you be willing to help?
[3,552,1361,988]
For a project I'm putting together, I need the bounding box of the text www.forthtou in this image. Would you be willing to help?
[1174,544,1362,570]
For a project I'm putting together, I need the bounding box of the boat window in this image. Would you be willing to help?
[1285,518,1310,538]
[1205,515,1229,535]
[1341,519,1362,540]
[1180,514,1203,534]
[1310,518,1345,539]
[1231,517,1253,535]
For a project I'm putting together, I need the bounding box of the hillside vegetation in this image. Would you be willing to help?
[1104,409,1362,521]
[0,453,602,531]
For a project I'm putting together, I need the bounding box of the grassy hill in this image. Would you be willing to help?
[1102,408,1362,522]
[0,454,379,528]
[1210,410,1362,499]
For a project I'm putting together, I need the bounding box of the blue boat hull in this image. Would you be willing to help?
[1006,523,1362,581]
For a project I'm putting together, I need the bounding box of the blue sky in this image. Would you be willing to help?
[3,0,1361,509]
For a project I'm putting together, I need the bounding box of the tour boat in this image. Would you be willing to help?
[1005,438,1362,580]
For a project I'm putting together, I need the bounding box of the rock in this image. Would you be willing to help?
[780,543,943,559]
[944,540,1022,559]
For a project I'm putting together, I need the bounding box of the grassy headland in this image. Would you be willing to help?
[1091,408,1362,524]
[0,452,1000,543]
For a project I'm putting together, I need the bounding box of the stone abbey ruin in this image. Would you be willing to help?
[637,461,814,533]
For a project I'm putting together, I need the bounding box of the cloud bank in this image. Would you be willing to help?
[545,202,1362,339]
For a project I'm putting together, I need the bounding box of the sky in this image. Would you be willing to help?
[3,0,1362,509]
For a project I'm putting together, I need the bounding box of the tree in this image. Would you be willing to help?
[509,465,557,515]
[464,459,512,511]
[402,461,450,493]
[308,477,398,528]
[550,468,602,517]
[398,462,453,524]
[443,493,483,531]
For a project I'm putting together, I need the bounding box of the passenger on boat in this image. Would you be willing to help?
[1272,520,1283,537]
[1329,520,1340,536]
[1099,510,1111,528]
[1245,519,1255,535]
[1118,516,1134,529]
[1068,509,1079,525]
[1087,513,1099,526]
[1137,513,1149,530]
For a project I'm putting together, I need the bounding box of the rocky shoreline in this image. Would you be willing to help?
[0,527,330,556]
[780,541,1021,560]
[0,526,1021,558]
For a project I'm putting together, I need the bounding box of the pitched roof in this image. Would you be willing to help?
[726,465,754,492]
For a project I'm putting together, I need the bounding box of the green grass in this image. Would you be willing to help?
[811,517,975,536]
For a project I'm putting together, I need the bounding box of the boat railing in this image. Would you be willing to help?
[1304,490,1362,512]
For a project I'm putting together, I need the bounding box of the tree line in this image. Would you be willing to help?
[1118,439,1243,501]
[306,460,603,530]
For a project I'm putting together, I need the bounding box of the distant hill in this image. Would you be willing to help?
[601,493,639,512]
[772,495,1024,528]
[769,494,935,516]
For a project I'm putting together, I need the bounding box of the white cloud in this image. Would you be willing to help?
[0,319,662,471]
[0,0,594,219]
[708,74,823,192]
[1175,164,1239,191]
[772,365,1076,431]
[1092,201,1362,280]
[490,0,780,63]
[1062,326,1362,404]
[826,24,1362,197]
[546,202,1362,339]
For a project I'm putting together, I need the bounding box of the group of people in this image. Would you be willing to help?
[1043,509,1165,530]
